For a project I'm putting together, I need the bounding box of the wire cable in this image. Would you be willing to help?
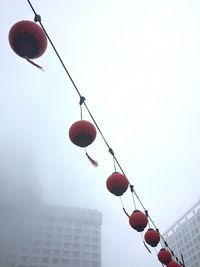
[25,1,184,265]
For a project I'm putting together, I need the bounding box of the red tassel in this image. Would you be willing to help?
[143,241,151,253]
[26,58,44,71]
[86,153,98,167]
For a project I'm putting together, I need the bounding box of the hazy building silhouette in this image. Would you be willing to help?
[163,200,200,267]
[0,206,102,267]
[0,147,102,267]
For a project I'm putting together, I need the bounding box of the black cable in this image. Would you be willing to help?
[25,1,184,265]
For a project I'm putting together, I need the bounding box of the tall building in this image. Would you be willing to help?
[163,200,200,267]
[0,205,102,267]
[0,146,102,267]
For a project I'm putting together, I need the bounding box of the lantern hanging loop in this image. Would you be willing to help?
[129,184,137,210]
[34,14,41,23]
[79,96,86,120]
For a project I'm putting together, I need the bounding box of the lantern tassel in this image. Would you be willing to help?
[143,241,151,253]
[86,153,98,167]
[26,58,44,71]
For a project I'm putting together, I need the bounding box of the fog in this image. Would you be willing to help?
[1,0,200,266]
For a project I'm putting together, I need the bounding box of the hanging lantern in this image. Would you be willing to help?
[9,20,47,59]
[144,228,160,247]
[69,120,97,147]
[129,210,148,232]
[157,248,172,265]
[106,172,129,196]
[167,260,182,267]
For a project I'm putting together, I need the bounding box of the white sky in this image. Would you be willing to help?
[1,0,200,266]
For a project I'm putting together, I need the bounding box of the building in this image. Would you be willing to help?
[0,205,102,267]
[163,200,200,267]
[0,147,102,267]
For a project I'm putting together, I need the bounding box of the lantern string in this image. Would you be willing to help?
[119,197,129,218]
[113,156,116,172]
[25,1,184,265]
[129,185,137,210]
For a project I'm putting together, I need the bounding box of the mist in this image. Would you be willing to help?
[1,0,200,266]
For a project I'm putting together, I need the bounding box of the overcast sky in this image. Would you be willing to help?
[1,0,200,266]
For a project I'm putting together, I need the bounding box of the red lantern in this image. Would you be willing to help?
[9,20,47,59]
[144,228,160,247]
[129,210,148,232]
[157,248,172,265]
[69,120,97,147]
[167,260,182,267]
[106,172,129,196]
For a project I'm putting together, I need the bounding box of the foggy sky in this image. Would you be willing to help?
[1,0,200,266]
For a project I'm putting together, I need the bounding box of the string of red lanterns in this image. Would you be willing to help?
[7,2,184,266]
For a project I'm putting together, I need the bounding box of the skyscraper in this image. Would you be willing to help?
[0,205,102,267]
[163,200,200,267]
[0,147,102,267]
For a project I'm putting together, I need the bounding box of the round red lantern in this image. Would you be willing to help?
[157,248,172,265]
[129,210,148,232]
[167,260,182,267]
[69,120,97,147]
[106,172,129,196]
[9,20,47,59]
[144,228,160,247]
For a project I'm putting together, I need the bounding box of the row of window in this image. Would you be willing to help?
[16,260,100,267]
[21,244,99,254]
[19,251,99,262]
[19,256,100,264]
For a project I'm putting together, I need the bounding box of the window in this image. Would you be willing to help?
[54,241,61,247]
[32,248,40,254]
[64,242,71,248]
[62,258,70,264]
[75,228,81,234]
[34,240,41,246]
[92,253,99,259]
[92,245,99,251]
[93,230,99,236]
[54,249,60,256]
[74,236,80,242]
[44,241,51,246]
[52,258,59,264]
[21,247,29,253]
[73,251,80,257]
[92,261,100,267]
[43,249,50,255]
[63,250,70,257]
[46,225,53,231]
[83,244,90,250]
[20,256,28,262]
[31,256,39,263]
[45,232,52,239]
[55,233,62,240]
[83,252,89,258]
[72,259,80,266]
[64,234,72,240]
[42,257,49,263]
[74,243,80,249]
[82,260,89,266]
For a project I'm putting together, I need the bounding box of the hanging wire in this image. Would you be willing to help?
[113,156,117,172]
[25,1,184,265]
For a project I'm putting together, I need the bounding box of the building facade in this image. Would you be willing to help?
[163,200,200,267]
[0,205,102,267]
